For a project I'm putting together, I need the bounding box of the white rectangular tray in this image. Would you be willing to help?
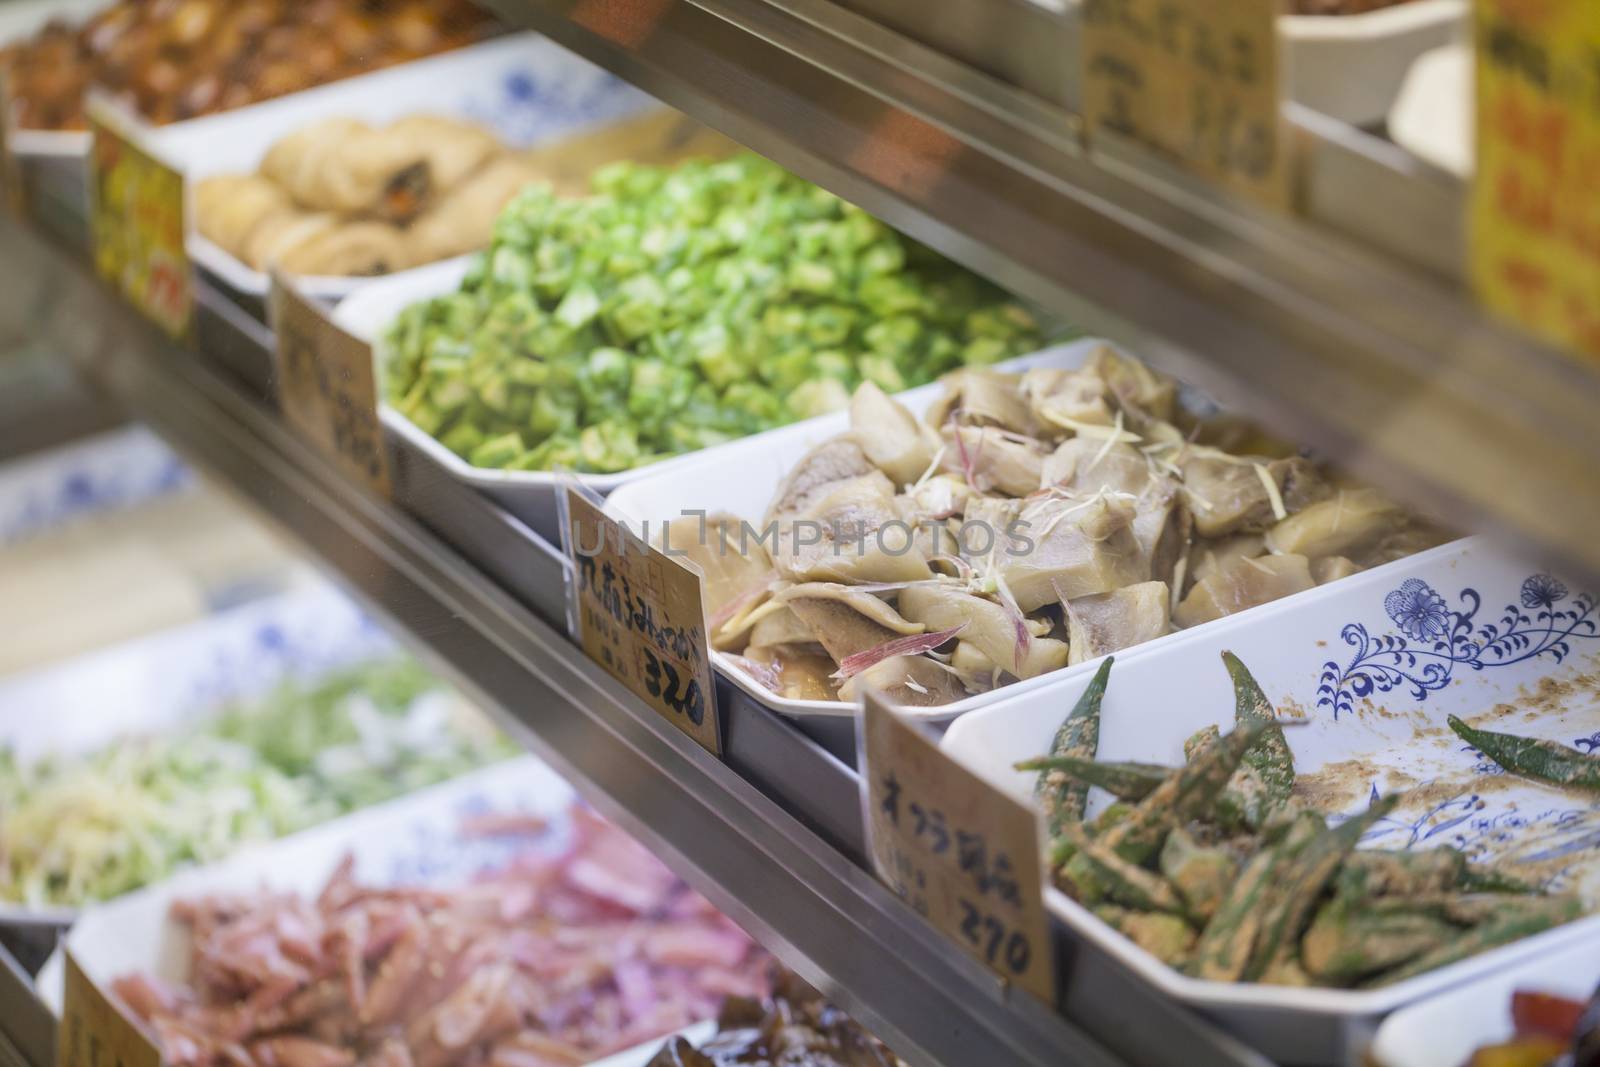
[35,756,723,1065]
[941,536,1600,1063]
[602,340,1113,722]
[137,32,654,302]
[1370,931,1600,1067]
[0,581,398,926]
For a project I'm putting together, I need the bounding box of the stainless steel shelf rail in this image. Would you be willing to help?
[479,0,1600,585]
[0,209,1270,1067]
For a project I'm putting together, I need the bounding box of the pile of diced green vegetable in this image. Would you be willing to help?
[0,659,512,908]
[383,153,1046,474]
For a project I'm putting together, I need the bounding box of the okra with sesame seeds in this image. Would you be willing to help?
[1093,905,1196,968]
[1242,793,1399,981]
[1159,826,1239,924]
[1334,847,1466,901]
[1014,756,1172,801]
[1368,895,1583,987]
[1058,824,1193,918]
[1034,657,1114,835]
[1300,901,1454,982]
[1447,714,1600,794]
[1223,651,1296,813]
[1190,844,1285,981]
[1457,863,1545,896]
[1100,717,1272,865]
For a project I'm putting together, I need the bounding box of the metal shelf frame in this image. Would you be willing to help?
[0,208,1273,1067]
[474,0,1600,587]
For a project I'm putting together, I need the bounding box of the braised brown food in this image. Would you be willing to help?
[646,968,905,1067]
[0,0,498,131]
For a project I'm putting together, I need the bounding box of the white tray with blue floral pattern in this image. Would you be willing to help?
[941,536,1600,1064]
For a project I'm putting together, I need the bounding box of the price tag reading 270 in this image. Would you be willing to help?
[1081,0,1290,207]
[565,490,721,756]
[860,690,1056,1004]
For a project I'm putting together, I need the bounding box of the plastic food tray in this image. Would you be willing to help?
[137,33,654,306]
[601,341,1107,723]
[1369,930,1600,1067]
[34,758,729,1065]
[0,582,399,928]
[941,537,1600,1064]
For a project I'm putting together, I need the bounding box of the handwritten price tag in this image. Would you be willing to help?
[60,952,163,1067]
[1081,0,1290,206]
[565,489,720,755]
[1470,0,1600,362]
[270,275,393,497]
[87,93,191,339]
[860,690,1056,1004]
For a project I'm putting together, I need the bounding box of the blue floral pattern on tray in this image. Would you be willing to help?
[1361,786,1600,894]
[456,54,654,148]
[0,427,191,546]
[1316,572,1600,719]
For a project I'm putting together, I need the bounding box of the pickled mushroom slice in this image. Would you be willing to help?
[776,583,925,664]
[771,472,934,585]
[1020,365,1115,431]
[926,368,1038,435]
[763,437,877,527]
[746,603,819,648]
[1192,533,1267,583]
[1041,438,1152,496]
[1174,553,1315,628]
[1086,344,1179,422]
[1065,581,1171,665]
[849,381,940,486]
[998,494,1147,611]
[941,425,1047,497]
[838,654,969,706]
[1180,451,1326,538]
[1263,489,1403,561]
[1310,556,1360,585]
[898,583,1069,680]
[1133,487,1191,587]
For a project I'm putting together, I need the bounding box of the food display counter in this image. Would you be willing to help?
[0,2,1597,1067]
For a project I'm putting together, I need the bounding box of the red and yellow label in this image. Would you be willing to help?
[1471,0,1600,361]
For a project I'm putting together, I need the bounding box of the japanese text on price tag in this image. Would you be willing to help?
[60,953,163,1067]
[270,275,393,497]
[1470,0,1600,362]
[87,93,191,338]
[565,490,720,755]
[1081,0,1290,206]
[860,690,1056,1004]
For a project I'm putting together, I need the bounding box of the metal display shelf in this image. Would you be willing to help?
[477,0,1600,589]
[0,209,1275,1067]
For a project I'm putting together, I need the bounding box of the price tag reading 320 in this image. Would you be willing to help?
[860,691,1056,1004]
[1081,0,1289,206]
[566,490,720,756]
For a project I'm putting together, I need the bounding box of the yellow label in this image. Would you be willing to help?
[270,275,394,498]
[1081,0,1290,206]
[60,953,163,1067]
[87,94,191,339]
[861,691,1056,1004]
[1470,0,1600,362]
[566,490,720,756]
